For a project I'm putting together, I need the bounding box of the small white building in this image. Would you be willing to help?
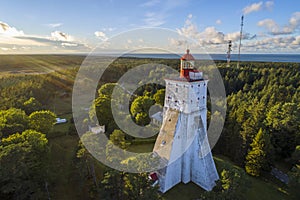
[89,125,105,134]
[151,111,163,127]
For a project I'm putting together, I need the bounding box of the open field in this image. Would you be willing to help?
[0,54,85,75]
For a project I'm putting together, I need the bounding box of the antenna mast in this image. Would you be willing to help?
[238,15,244,67]
[227,40,232,67]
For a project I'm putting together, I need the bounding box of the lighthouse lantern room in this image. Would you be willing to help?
[180,49,203,81]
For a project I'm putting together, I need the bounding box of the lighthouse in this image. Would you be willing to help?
[152,49,219,193]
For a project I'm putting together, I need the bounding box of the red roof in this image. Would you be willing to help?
[149,172,158,181]
[181,49,195,60]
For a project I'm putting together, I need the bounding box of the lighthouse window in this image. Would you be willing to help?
[198,84,200,87]
[162,140,166,145]
[204,83,206,86]
[175,88,178,93]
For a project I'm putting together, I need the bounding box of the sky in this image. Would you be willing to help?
[0,0,299,54]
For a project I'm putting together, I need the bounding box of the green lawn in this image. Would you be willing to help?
[127,143,154,153]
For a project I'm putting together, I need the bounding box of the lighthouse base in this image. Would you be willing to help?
[153,108,219,193]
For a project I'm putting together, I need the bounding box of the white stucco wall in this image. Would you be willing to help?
[154,78,219,193]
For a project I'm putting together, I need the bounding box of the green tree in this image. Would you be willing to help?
[98,83,117,97]
[266,102,300,157]
[0,130,49,199]
[109,129,130,150]
[105,129,130,164]
[135,112,150,126]
[99,169,126,200]
[22,97,42,115]
[99,169,163,200]
[0,108,29,138]
[130,96,154,125]
[124,173,163,200]
[291,145,300,165]
[92,96,117,133]
[245,128,271,176]
[29,110,56,134]
[76,132,106,194]
[199,168,245,200]
[153,89,165,106]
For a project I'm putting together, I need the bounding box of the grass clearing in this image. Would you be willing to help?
[127,143,154,153]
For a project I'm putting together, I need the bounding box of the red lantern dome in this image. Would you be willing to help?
[180,49,195,61]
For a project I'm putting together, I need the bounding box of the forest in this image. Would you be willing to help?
[0,55,299,200]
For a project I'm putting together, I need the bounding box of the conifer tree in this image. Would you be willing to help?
[245,128,271,176]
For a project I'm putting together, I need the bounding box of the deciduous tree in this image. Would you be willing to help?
[29,110,56,134]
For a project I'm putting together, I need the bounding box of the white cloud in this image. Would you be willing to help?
[243,2,263,15]
[61,42,78,47]
[0,21,24,37]
[242,1,274,15]
[177,14,198,38]
[46,23,63,28]
[289,12,300,30]
[1,47,10,51]
[243,35,300,52]
[292,35,300,45]
[51,31,73,41]
[127,39,132,44]
[0,21,90,53]
[199,27,225,44]
[169,38,188,47]
[172,13,299,53]
[216,19,222,25]
[173,14,258,52]
[258,12,300,35]
[94,31,108,41]
[257,19,280,33]
[177,14,251,45]
[225,32,240,41]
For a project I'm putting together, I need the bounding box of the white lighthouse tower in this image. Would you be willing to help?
[152,49,219,193]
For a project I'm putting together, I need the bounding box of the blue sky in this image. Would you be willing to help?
[0,0,299,53]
